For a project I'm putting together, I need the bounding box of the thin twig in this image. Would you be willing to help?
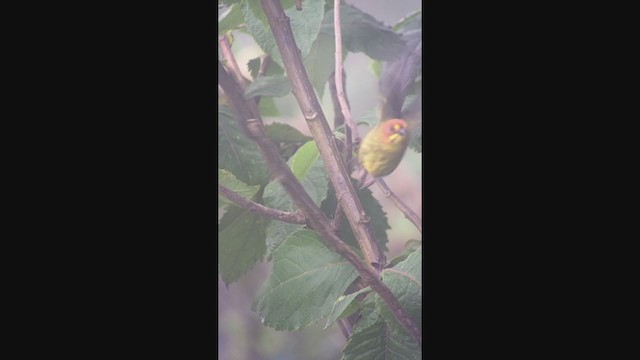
[329,71,352,165]
[218,37,263,124]
[329,71,352,230]
[257,0,421,346]
[219,185,306,224]
[218,35,248,89]
[337,319,352,339]
[333,0,360,148]
[375,178,422,233]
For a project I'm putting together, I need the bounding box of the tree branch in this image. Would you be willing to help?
[219,185,306,224]
[219,58,421,346]
[375,178,422,233]
[218,35,248,89]
[259,0,382,269]
[333,0,360,148]
[219,38,264,125]
[329,70,352,166]
[257,0,421,346]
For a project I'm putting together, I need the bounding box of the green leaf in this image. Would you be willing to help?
[258,96,279,117]
[370,60,382,78]
[342,321,422,360]
[321,5,407,61]
[218,3,244,34]
[219,0,241,5]
[265,122,312,144]
[351,294,381,334]
[321,182,390,252]
[243,0,325,68]
[218,105,270,185]
[218,169,261,207]
[263,140,329,256]
[247,57,261,79]
[244,75,292,99]
[248,56,286,79]
[304,31,341,99]
[263,221,302,259]
[386,240,421,268]
[393,10,421,33]
[218,204,269,286]
[377,250,422,333]
[324,287,372,330]
[252,229,358,330]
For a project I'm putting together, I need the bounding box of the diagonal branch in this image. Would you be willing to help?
[219,185,306,224]
[257,0,421,346]
[219,58,421,346]
[258,0,382,270]
[218,35,248,89]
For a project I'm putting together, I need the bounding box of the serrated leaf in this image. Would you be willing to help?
[218,169,260,207]
[252,230,358,331]
[244,75,292,99]
[218,105,270,185]
[321,5,407,61]
[324,287,372,330]
[342,321,422,360]
[218,205,269,286]
[265,122,311,144]
[247,57,261,79]
[247,56,286,80]
[377,250,422,333]
[321,182,390,252]
[263,140,328,256]
[243,0,325,68]
[218,3,244,34]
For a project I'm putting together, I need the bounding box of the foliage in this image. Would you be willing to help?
[218,0,422,357]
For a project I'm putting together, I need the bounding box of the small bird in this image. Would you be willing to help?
[358,118,410,177]
[358,41,421,179]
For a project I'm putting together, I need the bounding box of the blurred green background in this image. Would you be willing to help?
[219,0,421,358]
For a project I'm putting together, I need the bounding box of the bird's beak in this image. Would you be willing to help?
[397,128,407,136]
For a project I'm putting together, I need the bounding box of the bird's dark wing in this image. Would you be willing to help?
[379,41,422,121]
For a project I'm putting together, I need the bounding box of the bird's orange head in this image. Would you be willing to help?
[380,119,409,144]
